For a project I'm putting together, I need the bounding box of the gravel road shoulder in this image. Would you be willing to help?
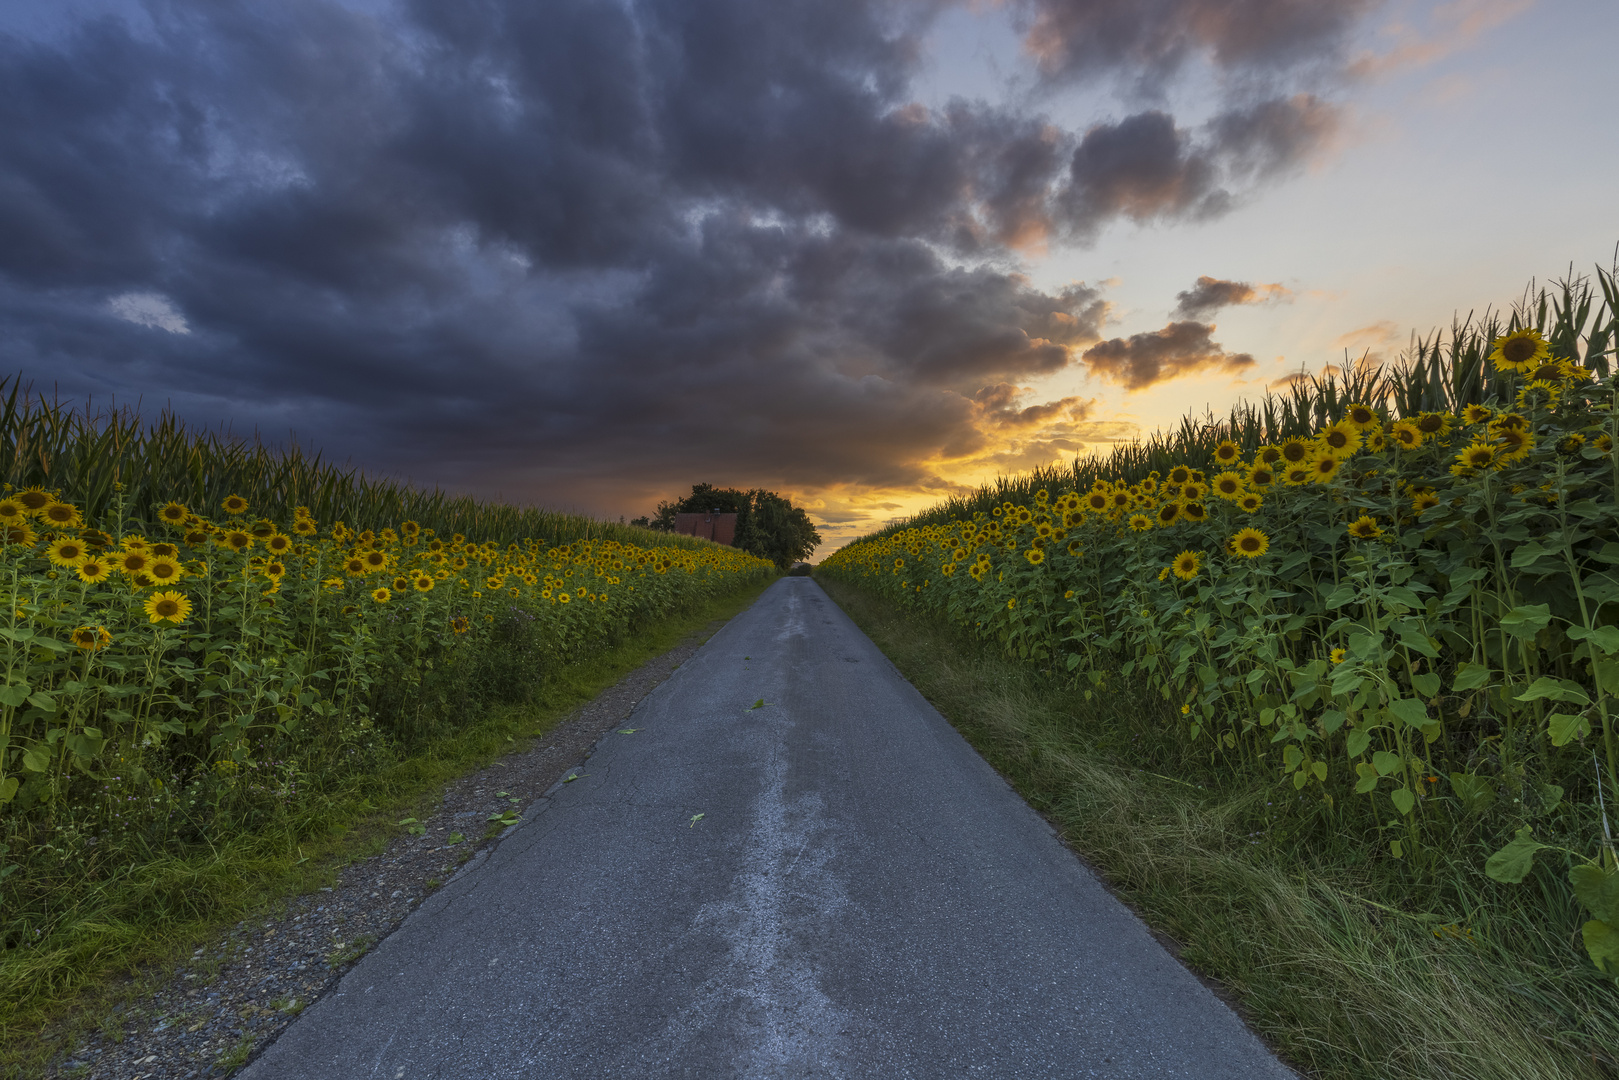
[46,621,725,1080]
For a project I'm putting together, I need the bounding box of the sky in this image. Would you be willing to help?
[3,0,1615,556]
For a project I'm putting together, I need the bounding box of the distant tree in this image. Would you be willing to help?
[644,484,821,569]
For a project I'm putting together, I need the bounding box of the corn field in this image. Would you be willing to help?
[0,388,773,963]
[821,266,1619,977]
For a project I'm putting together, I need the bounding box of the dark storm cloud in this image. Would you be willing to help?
[1080,321,1256,390]
[0,0,1374,520]
[1056,94,1337,238]
[1173,274,1292,319]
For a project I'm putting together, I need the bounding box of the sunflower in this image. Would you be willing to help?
[1390,421,1423,449]
[1415,411,1452,438]
[1171,550,1203,580]
[292,518,318,536]
[1006,598,1017,610]
[0,498,25,523]
[1556,432,1587,456]
[1521,359,1573,383]
[1488,328,1549,374]
[1256,445,1284,466]
[1066,540,1083,556]
[1343,402,1378,430]
[1515,380,1561,411]
[1230,527,1269,558]
[220,494,249,516]
[158,501,189,525]
[1410,489,1441,515]
[1347,516,1384,540]
[150,542,178,557]
[184,529,211,546]
[372,586,390,603]
[1247,463,1276,488]
[265,533,294,555]
[1283,466,1312,486]
[1461,403,1494,426]
[146,555,184,583]
[1364,428,1388,452]
[41,500,83,528]
[15,487,53,514]
[1181,501,1209,523]
[414,575,435,592]
[222,530,253,552]
[71,625,112,652]
[1212,472,1245,500]
[116,549,151,576]
[1084,491,1109,512]
[557,591,570,604]
[1455,441,1499,472]
[1212,440,1242,466]
[46,537,88,566]
[1022,547,1044,566]
[1278,438,1312,464]
[143,590,192,624]
[1180,481,1207,503]
[1237,492,1263,513]
[344,556,367,576]
[76,557,112,584]
[451,615,471,634]
[264,560,286,580]
[1310,453,1342,483]
[1319,421,1361,458]
[1329,647,1347,664]
[1,523,36,547]
[1495,425,1533,462]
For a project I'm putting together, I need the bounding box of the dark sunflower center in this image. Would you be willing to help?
[1502,337,1537,364]
[1282,443,1308,462]
[156,600,179,617]
[1240,537,1261,551]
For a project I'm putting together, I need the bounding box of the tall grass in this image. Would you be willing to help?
[0,379,700,550]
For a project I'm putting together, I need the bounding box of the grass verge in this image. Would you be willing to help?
[818,575,1619,1080]
[2,576,774,1077]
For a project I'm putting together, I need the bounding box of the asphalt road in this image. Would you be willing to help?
[244,576,1294,1079]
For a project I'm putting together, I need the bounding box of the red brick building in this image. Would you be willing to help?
[672,512,738,546]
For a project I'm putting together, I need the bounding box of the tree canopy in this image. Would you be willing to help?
[632,483,820,569]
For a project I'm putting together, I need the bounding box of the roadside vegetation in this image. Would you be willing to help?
[0,384,775,1062]
[819,261,1619,1078]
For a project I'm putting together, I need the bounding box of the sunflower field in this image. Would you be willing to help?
[0,385,773,973]
[821,268,1619,976]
